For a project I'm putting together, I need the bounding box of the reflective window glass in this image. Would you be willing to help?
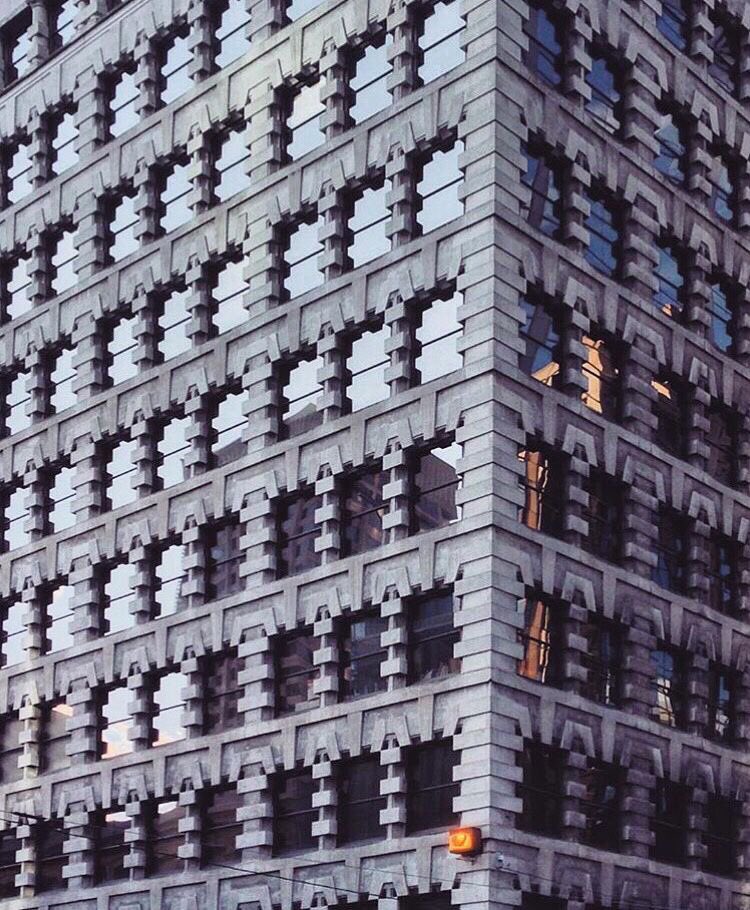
[215,0,251,69]
[285,216,324,298]
[155,543,187,617]
[415,292,462,382]
[162,161,192,232]
[51,229,78,294]
[522,144,562,236]
[49,466,75,533]
[1,600,25,667]
[159,289,192,360]
[46,585,74,653]
[7,139,32,205]
[418,142,464,232]
[585,53,622,134]
[418,0,465,84]
[153,671,188,746]
[347,327,389,410]
[340,612,387,699]
[349,182,391,267]
[275,628,317,714]
[5,483,29,550]
[161,33,192,104]
[212,392,245,465]
[411,442,460,532]
[104,562,135,635]
[282,354,324,436]
[110,193,138,261]
[108,314,139,384]
[654,107,686,185]
[213,258,248,334]
[5,255,31,321]
[287,80,326,160]
[216,128,251,201]
[51,110,79,175]
[277,490,322,577]
[523,3,563,86]
[50,347,76,413]
[657,0,689,50]
[6,368,31,435]
[157,416,191,488]
[110,67,139,138]
[100,685,134,758]
[106,438,137,509]
[342,467,387,555]
[350,38,392,123]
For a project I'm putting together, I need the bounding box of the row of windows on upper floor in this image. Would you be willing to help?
[518,592,737,743]
[526,1,746,110]
[519,739,738,876]
[519,442,742,617]
[0,441,460,664]
[0,741,458,894]
[523,141,747,357]
[0,0,464,209]
[0,589,457,790]
[518,286,738,488]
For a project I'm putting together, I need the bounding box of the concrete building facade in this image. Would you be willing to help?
[0,0,745,909]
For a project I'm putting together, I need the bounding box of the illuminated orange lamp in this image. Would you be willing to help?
[448,827,482,856]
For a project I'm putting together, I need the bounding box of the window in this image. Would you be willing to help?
[35,820,66,892]
[159,29,192,105]
[415,291,462,382]
[346,325,389,410]
[0,829,20,898]
[284,213,324,298]
[521,143,562,237]
[2,254,32,321]
[583,470,622,562]
[704,795,737,875]
[51,0,77,48]
[215,126,251,201]
[711,149,737,225]
[341,465,387,555]
[581,760,620,850]
[581,331,621,419]
[281,353,324,436]
[2,9,32,84]
[212,257,248,334]
[105,437,137,509]
[405,739,458,833]
[708,278,738,353]
[277,488,322,577]
[51,228,78,295]
[100,684,134,759]
[408,590,459,683]
[273,769,316,854]
[6,136,32,205]
[347,180,391,268]
[103,561,135,635]
[286,79,326,161]
[148,799,184,875]
[653,509,688,593]
[519,291,562,386]
[707,665,735,742]
[44,585,74,653]
[518,741,562,835]
[517,595,560,685]
[152,670,188,746]
[707,534,738,615]
[650,646,686,727]
[1,600,25,666]
[654,105,687,185]
[584,189,618,277]
[155,542,187,617]
[652,374,686,457]
[160,159,192,233]
[410,442,460,532]
[109,64,139,138]
[337,754,385,844]
[94,809,129,883]
[523,2,563,86]
[0,712,22,783]
[581,616,621,706]
[651,780,688,865]
[708,8,740,95]
[109,191,138,262]
[203,651,243,733]
[340,611,387,699]
[654,241,685,319]
[517,444,565,537]
[4,367,31,436]
[157,415,191,489]
[3,481,29,551]
[657,0,689,50]
[585,51,622,134]
[350,37,392,124]
[211,390,245,465]
[275,628,317,714]
[214,0,251,69]
[418,0,465,84]
[107,313,139,384]
[201,786,242,865]
[49,346,76,413]
[158,288,192,361]
[49,465,75,533]
[207,518,243,599]
[53,106,81,176]
[40,700,70,773]
[707,404,737,486]
[417,142,464,233]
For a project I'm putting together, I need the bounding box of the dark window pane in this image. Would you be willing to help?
[581,617,620,705]
[651,376,686,458]
[650,647,685,727]
[208,520,243,598]
[651,781,688,864]
[707,666,735,742]
[340,612,387,699]
[581,332,620,420]
[411,443,460,532]
[203,652,243,733]
[517,446,565,537]
[342,469,386,555]
[523,3,563,86]
[654,242,685,319]
[583,470,621,562]
[705,795,737,875]
[517,596,559,684]
[657,0,689,50]
[202,787,242,866]
[519,742,562,835]
[519,293,562,386]
[581,760,620,850]
[96,809,129,883]
[409,591,459,683]
[652,509,688,593]
[405,740,458,833]
[36,822,66,892]
[654,107,687,184]
[150,799,185,875]
[584,191,618,276]
[585,53,621,133]
[0,829,20,898]
[277,491,322,576]
[273,770,316,854]
[708,12,740,94]
[337,755,385,844]
[521,145,561,236]
[276,629,317,714]
[709,280,736,353]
